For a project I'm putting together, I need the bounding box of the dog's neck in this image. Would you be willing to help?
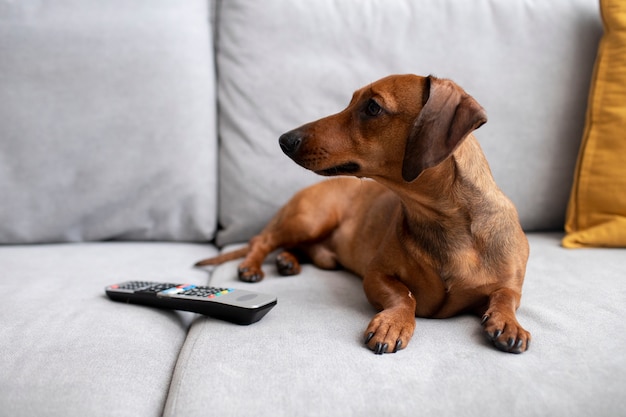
[374,136,495,225]
[385,159,459,221]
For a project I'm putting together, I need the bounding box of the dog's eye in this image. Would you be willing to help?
[365,99,382,117]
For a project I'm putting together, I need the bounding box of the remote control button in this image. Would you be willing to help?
[236,294,257,302]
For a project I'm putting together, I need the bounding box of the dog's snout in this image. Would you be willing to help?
[279,131,303,156]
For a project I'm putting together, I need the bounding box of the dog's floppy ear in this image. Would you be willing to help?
[402,76,488,182]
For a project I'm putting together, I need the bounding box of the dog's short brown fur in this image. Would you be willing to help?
[197,74,530,354]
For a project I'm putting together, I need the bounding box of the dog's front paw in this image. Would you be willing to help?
[364,309,416,354]
[481,312,531,354]
[237,263,264,282]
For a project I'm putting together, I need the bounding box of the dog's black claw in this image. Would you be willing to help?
[277,264,292,275]
[511,338,525,354]
[365,332,374,344]
[491,329,502,340]
[481,314,490,325]
[238,268,263,283]
[374,342,387,355]
[393,339,402,353]
[275,253,301,276]
[494,340,508,352]
[493,337,525,354]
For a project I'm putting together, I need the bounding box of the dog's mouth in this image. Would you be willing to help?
[315,162,361,176]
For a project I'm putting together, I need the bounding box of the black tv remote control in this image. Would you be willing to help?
[105,281,277,325]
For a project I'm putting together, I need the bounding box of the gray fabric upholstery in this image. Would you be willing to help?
[215,0,602,245]
[164,234,626,417]
[0,0,217,243]
[0,242,216,417]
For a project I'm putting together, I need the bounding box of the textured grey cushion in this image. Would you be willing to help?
[216,0,601,245]
[0,0,217,243]
[164,233,626,417]
[0,242,216,417]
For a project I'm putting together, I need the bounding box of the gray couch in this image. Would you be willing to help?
[1,1,625,416]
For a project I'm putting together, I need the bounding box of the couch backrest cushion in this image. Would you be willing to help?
[215,0,602,245]
[0,0,217,243]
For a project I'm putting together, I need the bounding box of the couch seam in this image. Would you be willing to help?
[161,321,202,417]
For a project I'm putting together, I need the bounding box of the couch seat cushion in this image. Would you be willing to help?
[0,242,215,417]
[163,233,626,417]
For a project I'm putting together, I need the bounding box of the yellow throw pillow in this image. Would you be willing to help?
[562,0,626,248]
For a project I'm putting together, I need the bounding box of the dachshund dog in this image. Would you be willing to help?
[196,74,531,354]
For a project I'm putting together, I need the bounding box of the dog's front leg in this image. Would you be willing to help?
[481,287,531,353]
[363,273,417,354]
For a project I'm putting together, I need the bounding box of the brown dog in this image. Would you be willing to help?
[197,74,531,354]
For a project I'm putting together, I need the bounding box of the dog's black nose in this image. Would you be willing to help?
[279,131,303,156]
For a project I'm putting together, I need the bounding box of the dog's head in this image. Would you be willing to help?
[279,74,487,182]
